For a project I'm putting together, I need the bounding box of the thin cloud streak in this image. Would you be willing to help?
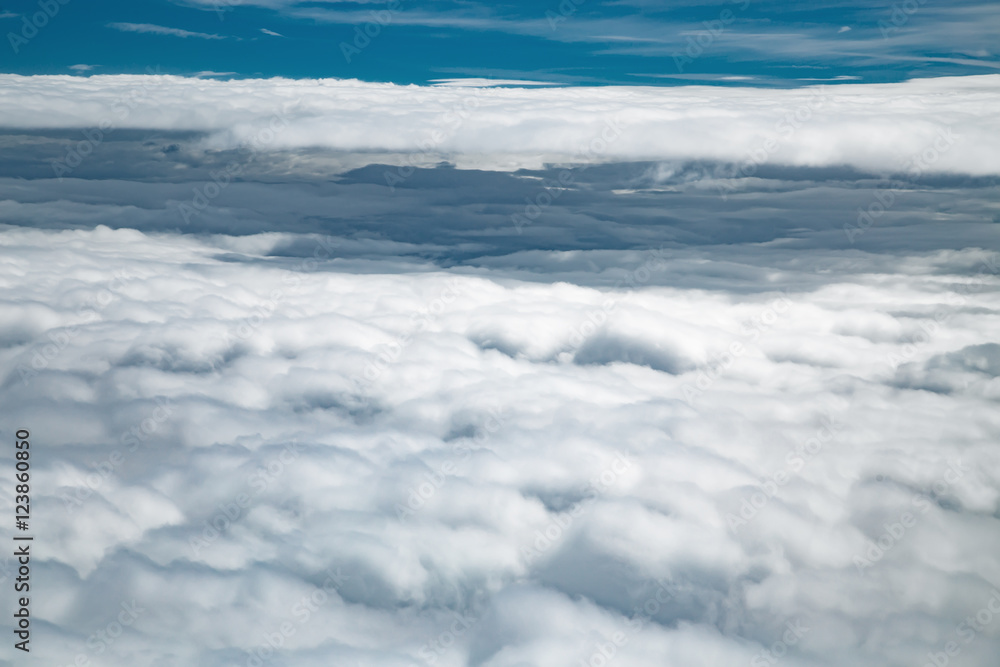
[107,22,227,40]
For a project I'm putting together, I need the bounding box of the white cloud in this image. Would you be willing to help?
[260,27,284,37]
[0,217,998,665]
[0,73,998,175]
[107,22,226,40]
[69,64,95,72]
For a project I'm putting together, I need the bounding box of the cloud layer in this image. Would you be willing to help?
[0,206,998,666]
[1,72,999,667]
[1,74,999,174]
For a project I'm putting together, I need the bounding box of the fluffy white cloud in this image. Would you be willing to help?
[1,219,998,666]
[0,74,998,174]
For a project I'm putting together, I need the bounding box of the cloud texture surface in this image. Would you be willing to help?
[1,74,999,174]
[0,74,998,667]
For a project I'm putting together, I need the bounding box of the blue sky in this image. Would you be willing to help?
[2,0,998,85]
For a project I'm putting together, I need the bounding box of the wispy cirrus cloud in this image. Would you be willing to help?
[107,22,226,40]
[177,0,1000,82]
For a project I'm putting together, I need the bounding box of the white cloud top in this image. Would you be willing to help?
[1,220,999,666]
[1,73,999,174]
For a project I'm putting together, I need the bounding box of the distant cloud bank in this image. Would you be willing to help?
[0,73,998,174]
